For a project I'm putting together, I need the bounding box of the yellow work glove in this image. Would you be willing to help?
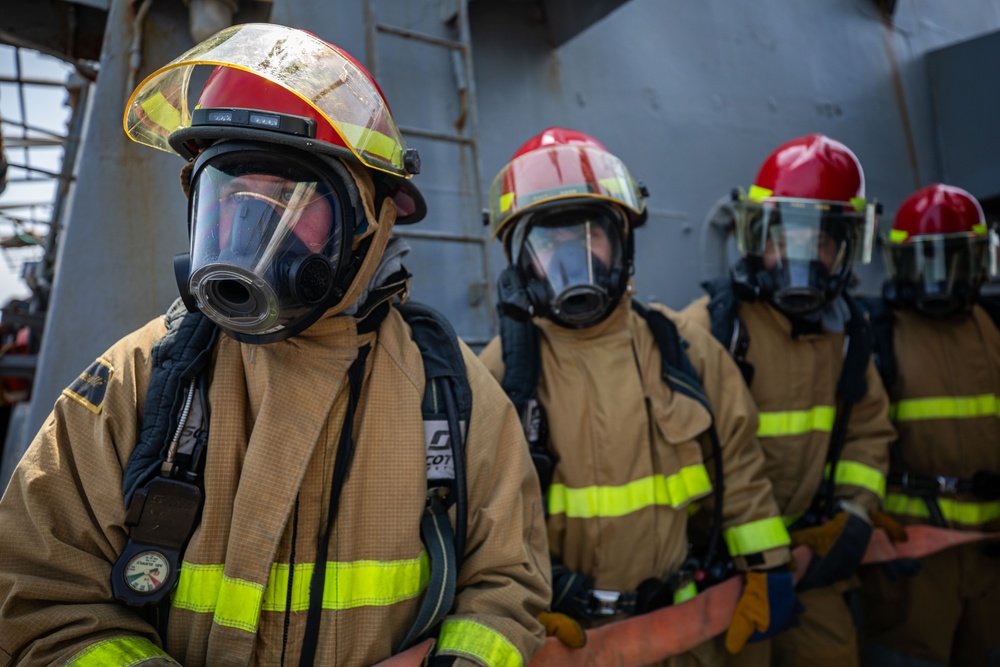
[789,511,851,556]
[870,510,908,543]
[538,610,587,649]
[790,508,873,590]
[725,569,801,654]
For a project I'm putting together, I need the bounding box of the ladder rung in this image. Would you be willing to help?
[376,23,466,51]
[398,126,474,145]
[394,229,486,246]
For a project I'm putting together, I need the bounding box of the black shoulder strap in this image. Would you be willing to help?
[702,276,739,349]
[498,310,541,414]
[632,299,727,579]
[632,299,711,412]
[813,293,875,521]
[702,277,753,385]
[395,300,471,652]
[497,312,553,492]
[123,298,219,506]
[855,294,896,391]
[837,294,872,403]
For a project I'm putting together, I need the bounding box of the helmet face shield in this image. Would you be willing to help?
[189,147,350,337]
[511,205,626,328]
[489,144,645,241]
[883,232,996,317]
[124,23,412,178]
[736,198,869,315]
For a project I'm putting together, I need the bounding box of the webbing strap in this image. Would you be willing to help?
[396,494,457,652]
[124,298,218,505]
[818,294,873,519]
[299,345,370,667]
[396,301,471,650]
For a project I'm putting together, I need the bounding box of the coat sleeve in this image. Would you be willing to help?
[833,358,894,514]
[0,319,181,667]
[673,311,791,572]
[434,345,550,667]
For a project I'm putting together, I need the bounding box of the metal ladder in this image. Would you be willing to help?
[363,0,495,345]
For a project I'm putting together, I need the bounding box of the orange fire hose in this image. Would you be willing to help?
[377,526,998,667]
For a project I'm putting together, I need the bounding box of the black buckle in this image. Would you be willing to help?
[935,475,961,494]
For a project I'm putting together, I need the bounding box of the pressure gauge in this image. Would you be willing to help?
[123,550,171,594]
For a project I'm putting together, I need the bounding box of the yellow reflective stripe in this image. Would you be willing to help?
[849,196,866,212]
[139,91,182,131]
[215,574,265,632]
[500,192,515,213]
[547,466,712,519]
[890,393,1000,422]
[748,185,773,202]
[173,553,430,631]
[889,229,909,243]
[884,493,1000,526]
[757,406,835,437]
[598,176,626,194]
[973,223,987,235]
[825,461,887,498]
[781,512,803,527]
[438,618,523,667]
[673,581,698,605]
[64,636,174,666]
[339,120,403,163]
[723,516,791,556]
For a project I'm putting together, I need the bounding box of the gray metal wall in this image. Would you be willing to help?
[466,0,1000,308]
[6,0,1000,482]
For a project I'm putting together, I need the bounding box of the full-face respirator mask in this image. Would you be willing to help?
[176,141,362,344]
[497,203,631,329]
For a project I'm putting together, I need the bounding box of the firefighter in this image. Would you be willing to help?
[0,24,550,667]
[681,133,898,667]
[479,127,797,666]
[856,183,1000,667]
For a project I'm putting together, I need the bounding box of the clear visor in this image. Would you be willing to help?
[735,199,871,276]
[489,145,646,239]
[883,233,997,291]
[189,152,344,334]
[124,23,410,177]
[513,209,624,297]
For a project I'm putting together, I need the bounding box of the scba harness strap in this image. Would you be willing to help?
[498,298,728,607]
[112,297,471,657]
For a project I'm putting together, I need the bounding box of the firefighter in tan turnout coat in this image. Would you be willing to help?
[480,127,798,667]
[682,134,898,667]
[857,184,1000,667]
[0,24,550,667]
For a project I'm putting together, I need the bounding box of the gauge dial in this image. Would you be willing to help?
[124,550,170,594]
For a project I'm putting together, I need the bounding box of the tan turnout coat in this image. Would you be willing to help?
[0,306,550,667]
[683,297,894,518]
[480,299,790,596]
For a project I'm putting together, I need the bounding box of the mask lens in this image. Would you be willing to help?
[736,199,861,314]
[188,150,346,336]
[513,205,625,327]
[883,233,989,316]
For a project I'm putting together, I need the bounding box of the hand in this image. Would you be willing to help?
[538,610,587,649]
[870,510,908,543]
[790,508,873,591]
[725,568,802,654]
[550,564,594,619]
